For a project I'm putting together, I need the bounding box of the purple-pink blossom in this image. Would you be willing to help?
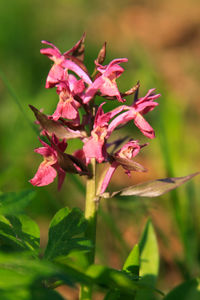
[30,35,161,191]
[40,39,92,88]
[108,89,160,139]
[83,103,127,163]
[52,75,84,121]
[100,140,147,194]
[30,136,67,190]
[83,58,128,104]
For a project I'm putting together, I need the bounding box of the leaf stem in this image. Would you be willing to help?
[79,158,98,300]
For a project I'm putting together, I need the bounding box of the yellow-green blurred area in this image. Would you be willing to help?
[0,0,200,297]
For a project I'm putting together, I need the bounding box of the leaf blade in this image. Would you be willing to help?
[0,190,36,215]
[44,207,91,260]
[135,219,159,300]
[101,172,199,198]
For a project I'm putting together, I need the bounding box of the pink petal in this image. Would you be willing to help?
[134,113,155,139]
[100,162,118,194]
[62,60,92,85]
[99,79,122,101]
[83,137,106,163]
[82,77,103,104]
[40,48,61,61]
[52,100,79,120]
[134,101,159,114]
[116,140,141,159]
[41,40,61,53]
[108,109,136,136]
[46,64,64,88]
[30,163,57,187]
[34,146,54,158]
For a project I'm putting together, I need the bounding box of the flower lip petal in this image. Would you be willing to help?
[29,163,57,187]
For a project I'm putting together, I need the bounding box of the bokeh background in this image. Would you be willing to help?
[0,0,200,298]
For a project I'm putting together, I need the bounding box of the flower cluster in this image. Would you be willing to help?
[30,34,160,193]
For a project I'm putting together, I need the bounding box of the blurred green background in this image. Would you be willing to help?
[0,0,200,297]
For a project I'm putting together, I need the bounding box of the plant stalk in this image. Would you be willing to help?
[79,158,98,300]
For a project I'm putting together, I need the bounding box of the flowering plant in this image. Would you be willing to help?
[0,34,198,300]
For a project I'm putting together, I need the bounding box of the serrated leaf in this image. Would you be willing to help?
[0,190,36,214]
[44,207,91,260]
[101,172,199,198]
[135,220,159,300]
[0,214,40,254]
[164,278,200,300]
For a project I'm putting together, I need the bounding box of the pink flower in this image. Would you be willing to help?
[100,140,147,194]
[83,103,126,163]
[52,75,84,121]
[108,89,160,139]
[83,58,128,104]
[40,38,92,88]
[30,136,67,190]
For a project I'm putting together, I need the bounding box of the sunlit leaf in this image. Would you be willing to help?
[0,252,92,297]
[101,172,199,198]
[123,244,140,276]
[0,214,40,254]
[0,190,36,215]
[164,278,200,300]
[0,253,60,290]
[44,207,91,260]
[104,244,140,300]
[135,219,159,300]
[86,264,162,296]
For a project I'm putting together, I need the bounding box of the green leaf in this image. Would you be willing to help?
[0,190,36,215]
[123,244,140,277]
[86,264,162,296]
[44,207,91,260]
[104,290,121,300]
[135,220,159,300]
[0,288,30,300]
[103,245,140,300]
[101,172,199,198]
[0,214,40,254]
[0,252,61,290]
[0,287,65,300]
[30,285,66,300]
[164,278,200,300]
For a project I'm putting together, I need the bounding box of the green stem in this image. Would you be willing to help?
[79,158,98,300]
